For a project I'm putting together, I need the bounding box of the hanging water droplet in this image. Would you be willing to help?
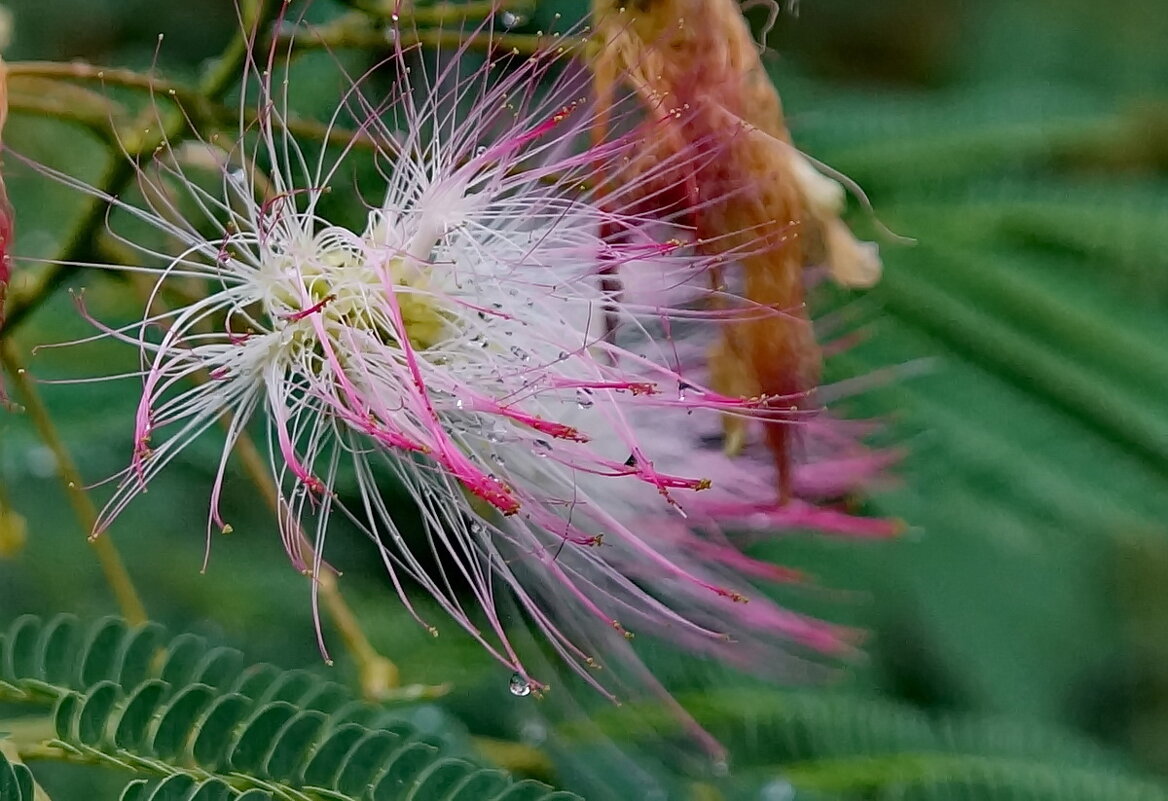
[678,380,695,401]
[455,398,465,410]
[575,388,594,409]
[490,453,507,467]
[509,672,532,697]
[623,453,637,467]
[532,439,552,456]
[499,10,524,29]
[510,345,530,363]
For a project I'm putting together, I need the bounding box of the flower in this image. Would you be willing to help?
[39,8,895,708]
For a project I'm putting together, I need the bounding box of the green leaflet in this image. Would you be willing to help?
[0,615,579,801]
[0,749,38,801]
[118,774,273,801]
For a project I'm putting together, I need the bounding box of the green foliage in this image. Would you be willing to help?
[119,775,274,801]
[0,749,38,801]
[0,615,579,801]
[546,681,1168,800]
[2,0,1168,800]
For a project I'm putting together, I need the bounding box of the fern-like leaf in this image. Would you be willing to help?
[0,747,37,801]
[0,615,580,801]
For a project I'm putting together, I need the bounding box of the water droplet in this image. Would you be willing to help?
[532,439,552,456]
[510,346,530,363]
[759,779,795,801]
[509,672,532,697]
[486,422,507,443]
[711,758,730,777]
[519,718,547,744]
[623,453,637,467]
[575,388,594,409]
[499,10,524,29]
[491,453,507,467]
[25,445,58,478]
[678,380,695,401]
[455,398,465,410]
[470,522,484,535]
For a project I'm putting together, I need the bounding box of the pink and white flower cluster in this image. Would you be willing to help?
[43,10,896,706]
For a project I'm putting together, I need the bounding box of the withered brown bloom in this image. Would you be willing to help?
[590,0,882,499]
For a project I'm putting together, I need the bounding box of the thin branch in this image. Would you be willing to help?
[279,12,573,55]
[6,61,199,107]
[0,340,147,625]
[345,0,535,23]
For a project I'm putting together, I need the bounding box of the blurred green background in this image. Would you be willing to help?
[2,0,1168,799]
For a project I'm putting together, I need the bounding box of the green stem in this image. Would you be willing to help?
[8,77,373,156]
[373,0,533,23]
[7,61,198,106]
[0,341,148,626]
[280,12,573,55]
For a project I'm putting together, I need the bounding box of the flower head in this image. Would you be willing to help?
[36,7,895,714]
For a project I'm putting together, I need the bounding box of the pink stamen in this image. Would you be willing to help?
[282,293,335,322]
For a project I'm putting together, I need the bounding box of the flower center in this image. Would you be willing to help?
[266,230,453,353]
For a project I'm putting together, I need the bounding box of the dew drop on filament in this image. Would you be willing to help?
[509,672,532,697]
[532,439,552,456]
[575,388,594,409]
